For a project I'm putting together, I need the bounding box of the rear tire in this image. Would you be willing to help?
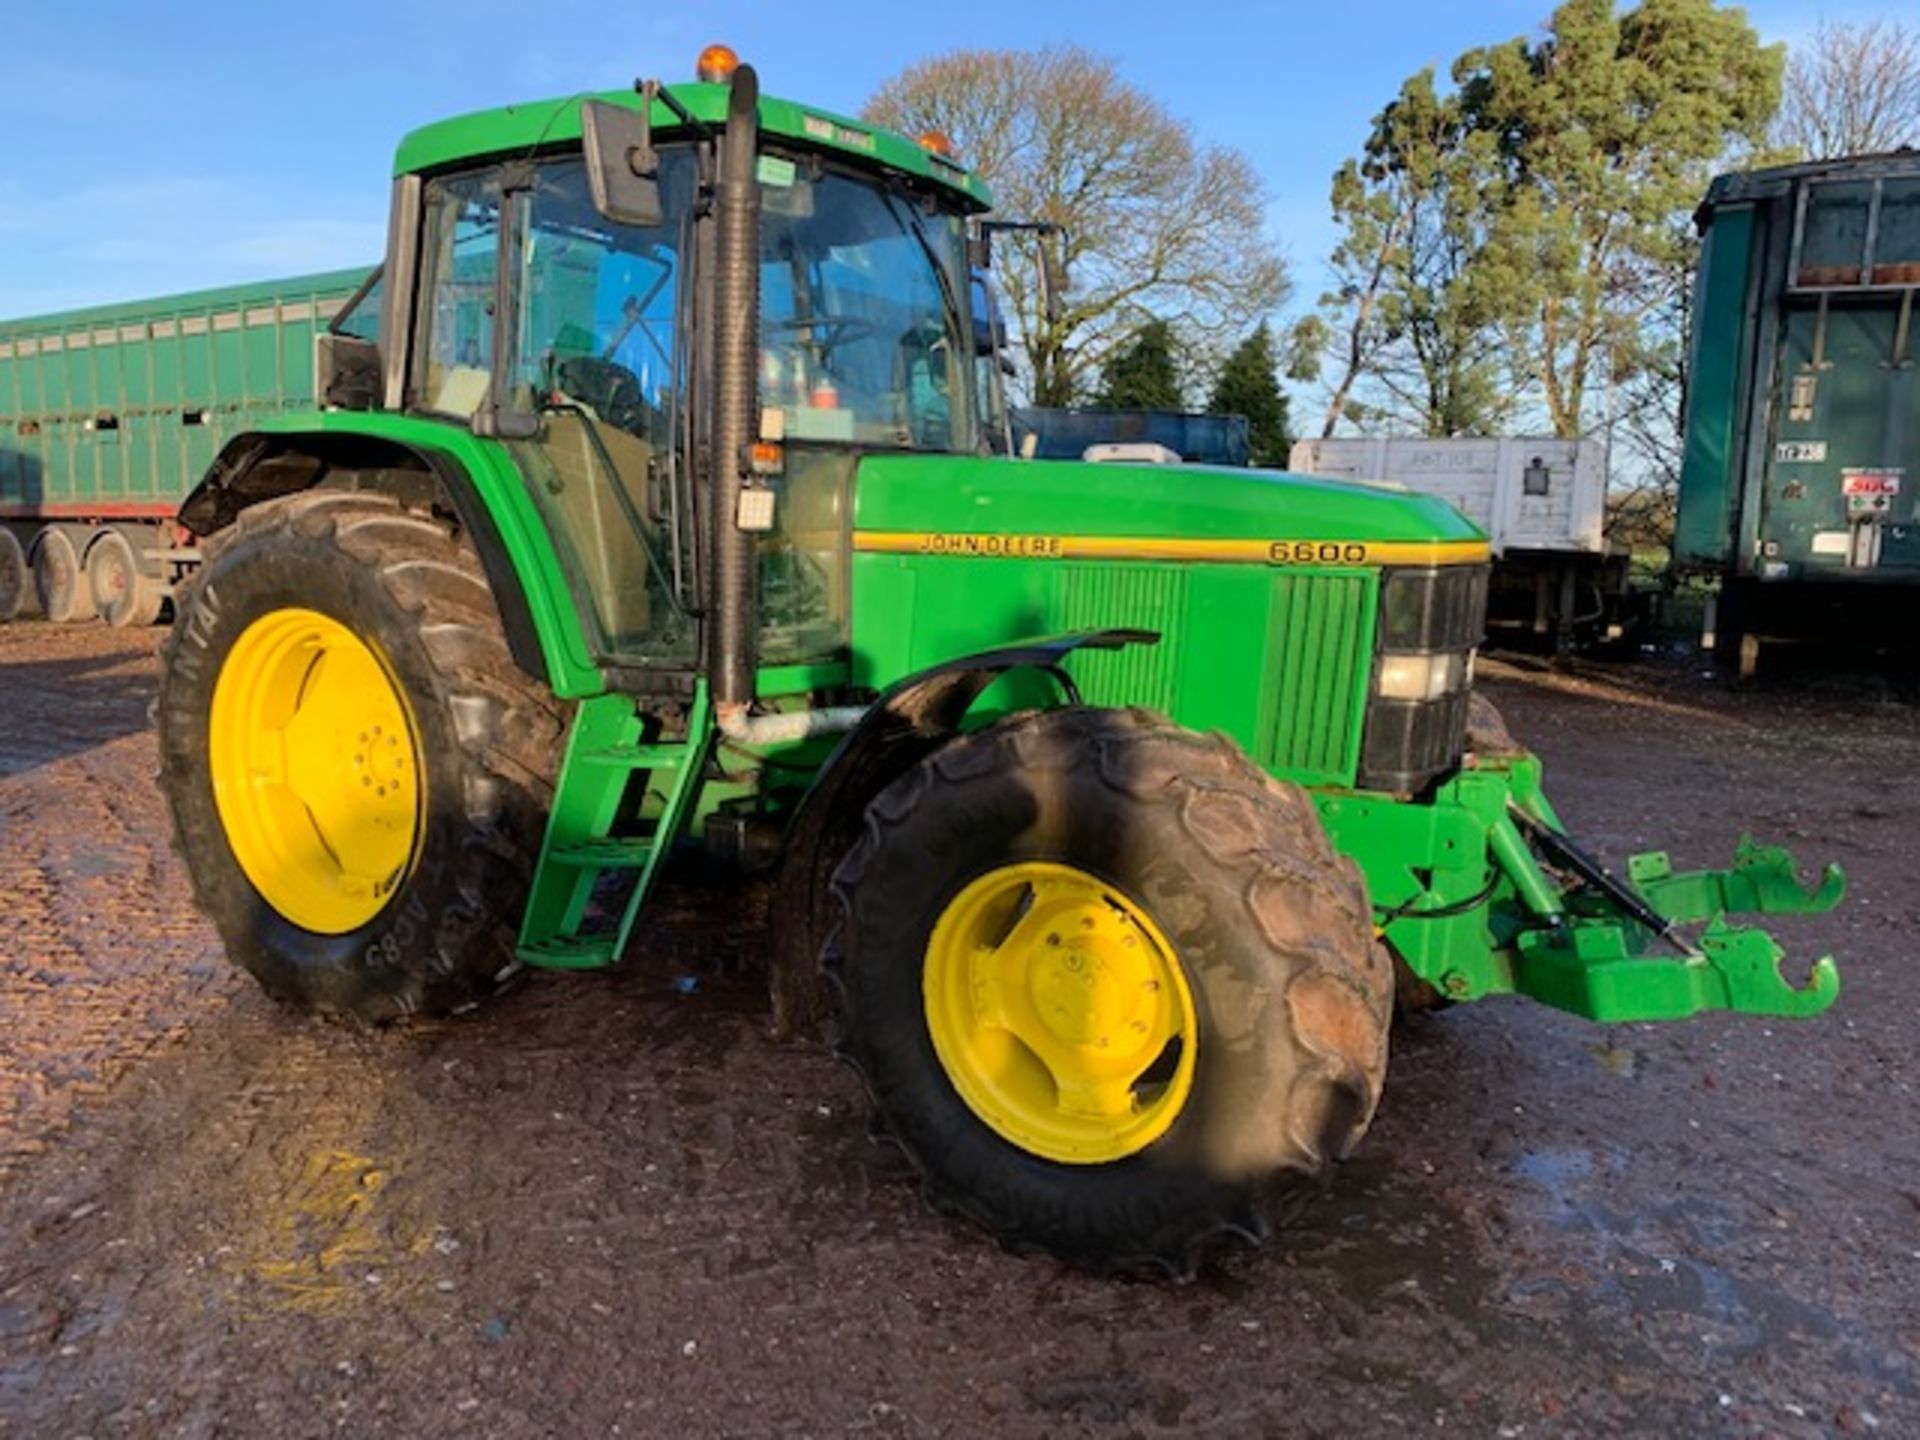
[829,707,1390,1274]
[32,528,95,622]
[87,529,164,628]
[155,490,566,1022]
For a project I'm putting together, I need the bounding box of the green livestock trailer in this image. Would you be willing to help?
[1675,153,1920,675]
[0,268,375,624]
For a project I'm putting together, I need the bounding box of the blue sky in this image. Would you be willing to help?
[0,0,1859,322]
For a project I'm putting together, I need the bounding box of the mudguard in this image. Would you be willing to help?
[180,427,564,689]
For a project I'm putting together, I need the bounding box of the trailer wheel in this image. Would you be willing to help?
[829,707,1390,1274]
[155,490,566,1022]
[32,528,96,623]
[87,530,164,628]
[0,529,37,621]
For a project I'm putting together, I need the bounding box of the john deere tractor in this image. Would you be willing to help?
[156,48,1845,1272]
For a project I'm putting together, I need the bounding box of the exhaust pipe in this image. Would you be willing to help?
[710,64,762,715]
[704,65,869,749]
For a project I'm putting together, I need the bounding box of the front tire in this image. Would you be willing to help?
[829,708,1390,1274]
[155,490,565,1022]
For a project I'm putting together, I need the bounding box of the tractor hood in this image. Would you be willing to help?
[851,454,1489,567]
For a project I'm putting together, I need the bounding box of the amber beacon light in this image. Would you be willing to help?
[695,43,740,83]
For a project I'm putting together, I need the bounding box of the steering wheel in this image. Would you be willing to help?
[553,355,651,435]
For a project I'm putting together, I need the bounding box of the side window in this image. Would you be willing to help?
[415,172,501,417]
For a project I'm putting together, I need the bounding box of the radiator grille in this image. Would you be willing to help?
[1259,573,1373,785]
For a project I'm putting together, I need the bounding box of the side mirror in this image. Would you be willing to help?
[582,98,664,228]
[970,273,1004,359]
[968,227,992,271]
[976,220,1069,324]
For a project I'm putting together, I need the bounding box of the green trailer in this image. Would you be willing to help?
[1675,154,1920,675]
[147,46,1846,1273]
[0,268,375,624]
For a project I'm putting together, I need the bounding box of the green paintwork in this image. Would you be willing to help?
[393,82,993,212]
[517,679,715,969]
[1318,753,1842,1021]
[0,268,371,518]
[846,453,1468,789]
[1629,838,1846,922]
[757,660,852,699]
[1514,918,1839,1022]
[854,549,1380,789]
[850,453,1483,542]
[247,410,605,697]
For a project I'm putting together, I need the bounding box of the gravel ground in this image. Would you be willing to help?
[1,621,1914,1438]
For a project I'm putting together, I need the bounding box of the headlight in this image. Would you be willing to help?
[1376,649,1474,701]
[1358,565,1490,794]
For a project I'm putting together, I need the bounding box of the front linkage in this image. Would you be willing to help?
[1320,747,1844,1024]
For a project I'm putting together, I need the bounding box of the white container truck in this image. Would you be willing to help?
[1288,436,1629,651]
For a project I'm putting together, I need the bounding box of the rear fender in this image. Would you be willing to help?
[180,422,597,695]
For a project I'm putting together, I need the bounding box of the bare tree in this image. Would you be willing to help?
[1778,18,1920,159]
[865,48,1288,406]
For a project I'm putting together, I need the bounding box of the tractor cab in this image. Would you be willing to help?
[322,48,991,681]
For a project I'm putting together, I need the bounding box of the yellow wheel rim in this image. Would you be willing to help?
[923,861,1198,1165]
[208,608,424,934]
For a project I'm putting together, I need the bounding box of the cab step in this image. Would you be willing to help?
[516,684,713,971]
[517,935,619,970]
[551,838,658,868]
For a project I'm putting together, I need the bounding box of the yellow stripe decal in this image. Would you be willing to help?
[852,532,1492,568]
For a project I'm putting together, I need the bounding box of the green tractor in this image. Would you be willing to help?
[155,49,1845,1273]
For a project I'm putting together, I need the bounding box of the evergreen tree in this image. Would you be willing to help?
[1093,320,1183,410]
[1458,0,1783,435]
[1208,323,1294,467]
[1304,1,1783,442]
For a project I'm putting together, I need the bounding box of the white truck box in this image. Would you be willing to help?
[1287,437,1607,557]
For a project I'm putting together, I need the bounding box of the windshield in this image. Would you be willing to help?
[759,158,975,453]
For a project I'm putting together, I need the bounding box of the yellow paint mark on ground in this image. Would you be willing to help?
[244,1147,434,1314]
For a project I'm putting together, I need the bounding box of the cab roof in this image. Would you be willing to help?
[393,81,993,212]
